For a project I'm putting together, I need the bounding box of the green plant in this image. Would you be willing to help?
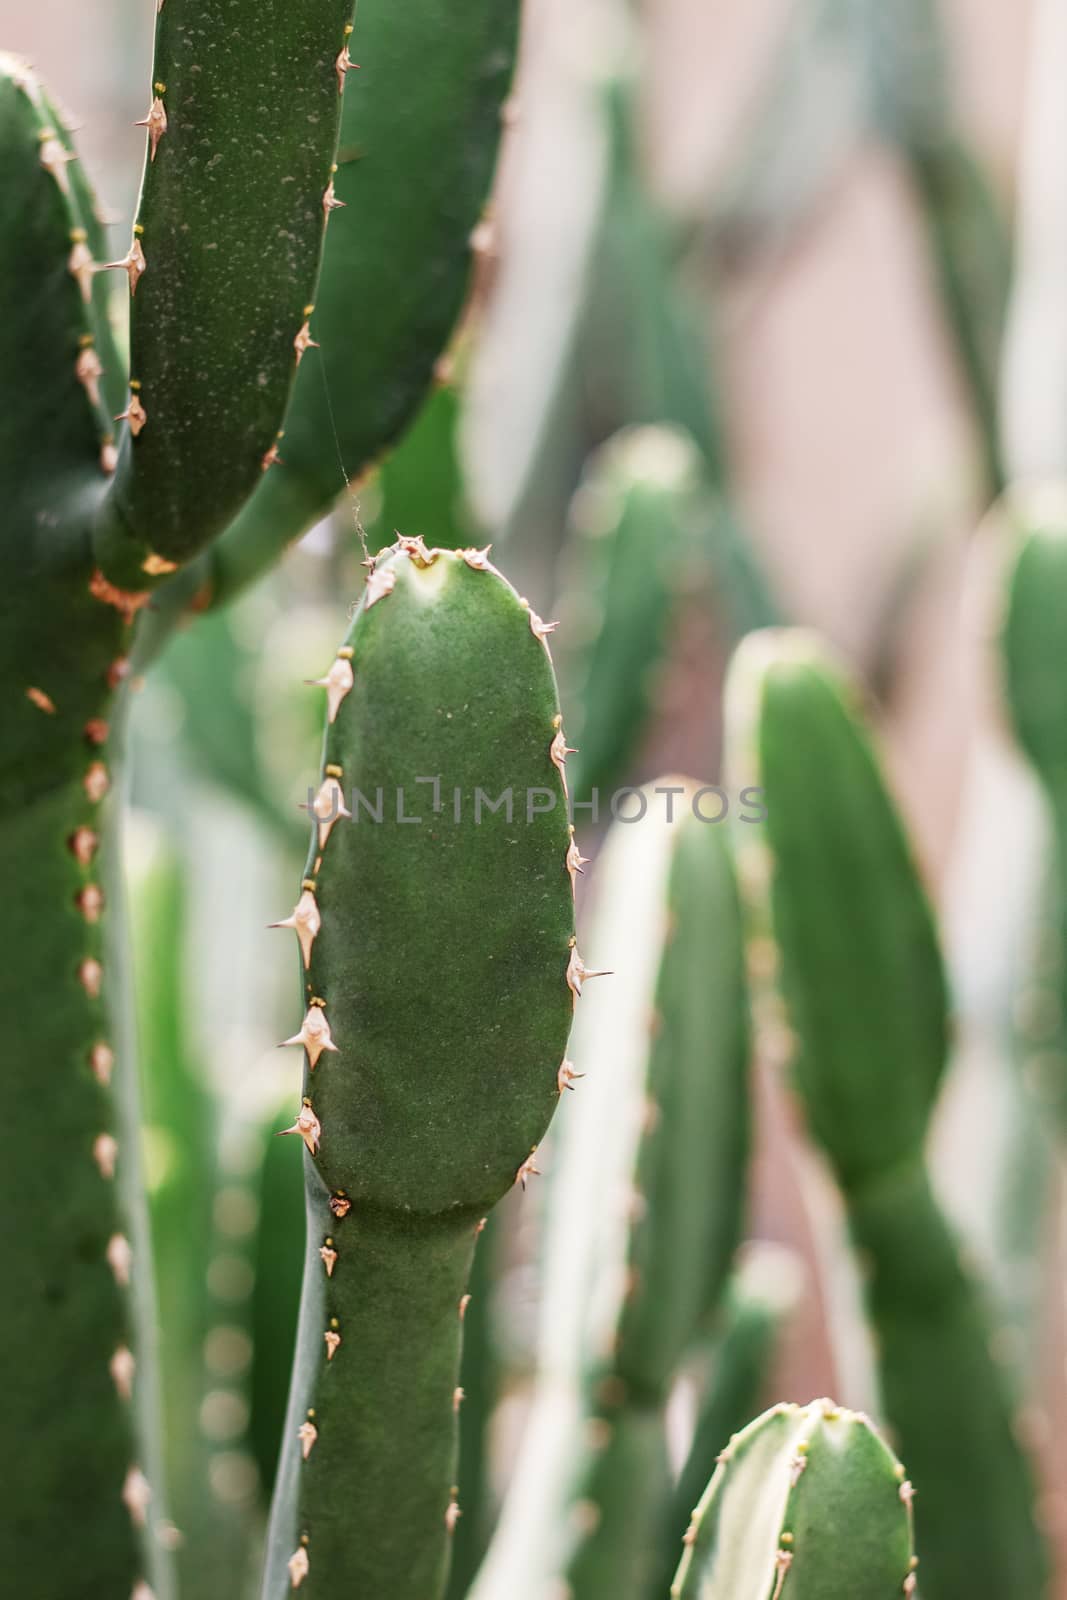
[725,630,1047,1600]
[670,1398,917,1599]
[0,0,517,1587]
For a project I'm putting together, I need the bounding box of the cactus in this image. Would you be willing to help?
[725,630,1047,1600]
[471,780,750,1600]
[670,1398,917,1600]
[260,542,577,1598]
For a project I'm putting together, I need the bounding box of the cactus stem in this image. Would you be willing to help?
[133,97,167,161]
[115,391,147,436]
[281,1000,338,1067]
[306,654,354,723]
[25,686,56,714]
[270,888,322,965]
[298,1417,318,1460]
[102,236,146,294]
[515,1149,541,1189]
[93,1133,118,1178]
[121,1467,151,1528]
[110,1346,136,1401]
[319,1240,338,1277]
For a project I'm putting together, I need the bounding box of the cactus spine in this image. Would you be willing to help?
[261,543,577,1597]
[725,630,1047,1600]
[670,1398,917,1600]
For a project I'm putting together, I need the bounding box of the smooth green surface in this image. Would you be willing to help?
[205,0,518,604]
[849,1161,1046,1600]
[1003,515,1067,791]
[672,1400,914,1600]
[262,546,575,1598]
[560,426,710,803]
[94,0,356,580]
[729,632,948,1187]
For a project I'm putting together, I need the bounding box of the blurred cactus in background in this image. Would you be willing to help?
[4,0,1067,1596]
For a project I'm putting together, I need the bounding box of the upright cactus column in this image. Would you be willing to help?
[725,630,1047,1600]
[262,542,578,1598]
[670,1398,917,1600]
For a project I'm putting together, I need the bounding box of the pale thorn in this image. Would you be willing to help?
[103,237,146,295]
[303,774,351,849]
[398,534,433,566]
[788,1452,807,1486]
[261,441,283,471]
[79,958,104,1000]
[567,943,611,1001]
[107,1233,133,1286]
[462,546,492,571]
[100,440,118,475]
[142,552,178,576]
[550,729,577,796]
[288,1546,310,1589]
[458,1294,471,1322]
[269,889,322,967]
[335,44,356,93]
[281,1001,338,1069]
[453,1388,465,1413]
[90,1040,114,1084]
[131,1585,157,1600]
[903,1576,917,1597]
[682,1520,697,1547]
[319,1242,338,1277]
[293,320,319,365]
[26,686,56,715]
[364,565,397,610]
[116,393,148,437]
[39,133,75,192]
[306,655,354,724]
[75,345,104,407]
[445,1497,462,1533]
[329,1193,351,1219]
[77,884,105,924]
[528,608,559,645]
[557,1059,583,1093]
[122,1466,152,1527]
[475,1217,487,1235]
[68,237,95,301]
[84,760,110,803]
[322,178,345,215]
[324,1328,341,1361]
[93,1133,119,1179]
[771,1550,793,1600]
[110,1345,136,1400]
[298,1419,318,1460]
[565,834,588,887]
[70,826,99,865]
[134,97,167,161]
[279,1101,321,1156]
[515,1150,541,1190]
[899,1480,915,1506]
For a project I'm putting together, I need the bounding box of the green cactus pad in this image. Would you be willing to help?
[93,0,357,583]
[671,1398,916,1600]
[261,544,576,1598]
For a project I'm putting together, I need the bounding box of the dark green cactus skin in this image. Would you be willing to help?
[201,0,519,608]
[261,544,575,1598]
[472,793,749,1600]
[445,1211,500,1600]
[727,631,1047,1600]
[558,427,712,804]
[670,1399,916,1600]
[92,0,357,583]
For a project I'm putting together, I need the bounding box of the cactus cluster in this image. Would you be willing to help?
[7,2,1067,1599]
